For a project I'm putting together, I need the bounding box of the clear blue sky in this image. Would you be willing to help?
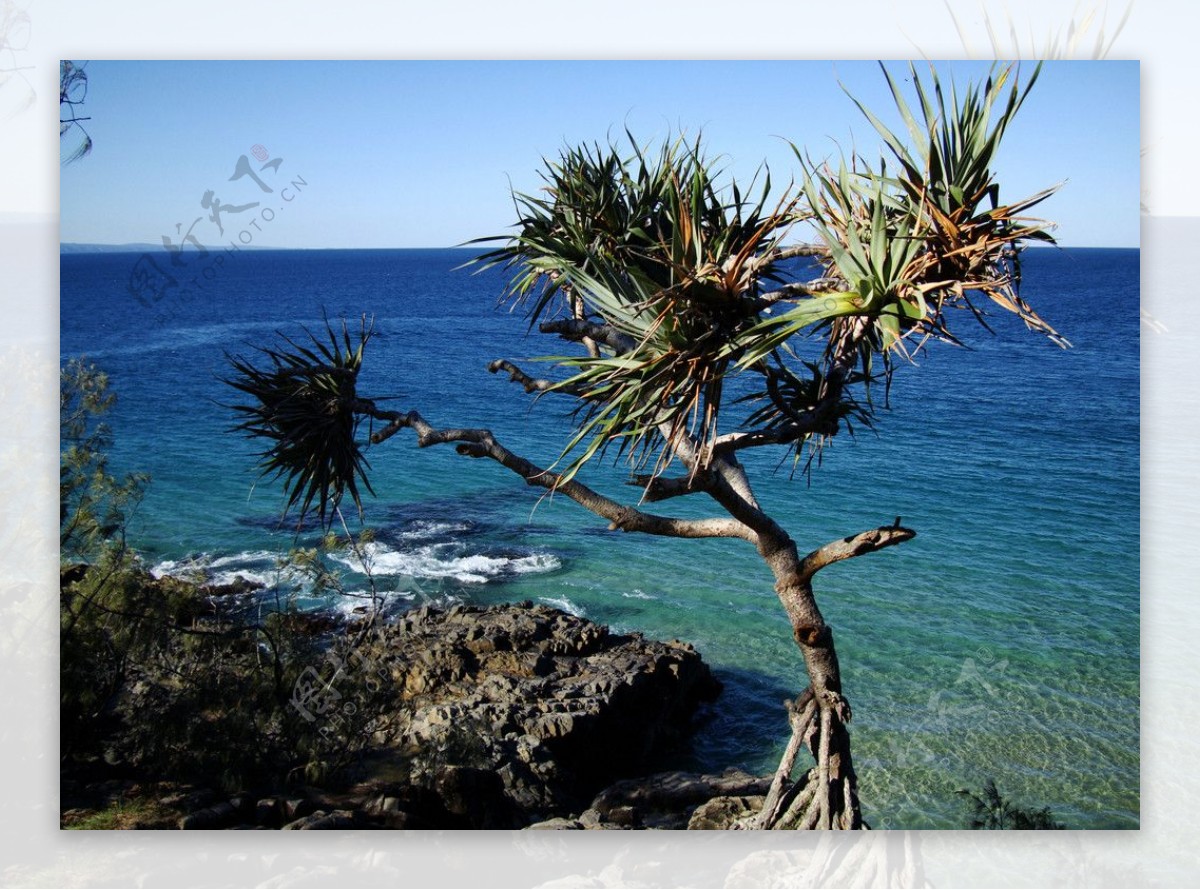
[60,60,1139,249]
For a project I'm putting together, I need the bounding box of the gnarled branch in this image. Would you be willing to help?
[756,278,849,309]
[487,359,574,395]
[749,243,829,276]
[626,469,715,502]
[354,400,754,542]
[539,318,636,354]
[799,523,916,583]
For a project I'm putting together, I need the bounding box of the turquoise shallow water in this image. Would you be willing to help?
[60,247,1139,828]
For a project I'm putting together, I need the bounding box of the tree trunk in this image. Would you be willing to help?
[754,572,861,829]
[749,524,914,830]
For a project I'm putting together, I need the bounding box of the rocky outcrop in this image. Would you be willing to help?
[340,601,723,826]
[63,600,738,830]
[526,768,770,830]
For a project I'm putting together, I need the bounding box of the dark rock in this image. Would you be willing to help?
[228,794,255,818]
[525,816,584,830]
[606,804,640,828]
[686,794,764,829]
[275,611,345,636]
[433,764,524,829]
[254,798,282,827]
[282,797,315,821]
[346,602,721,827]
[577,808,605,829]
[200,574,264,598]
[281,811,328,830]
[344,780,470,829]
[71,601,726,831]
[585,768,771,830]
[297,809,363,830]
[179,801,238,830]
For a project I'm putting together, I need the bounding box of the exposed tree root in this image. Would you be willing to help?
[745,686,864,830]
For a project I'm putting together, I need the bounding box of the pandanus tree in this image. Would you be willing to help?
[227,62,1064,829]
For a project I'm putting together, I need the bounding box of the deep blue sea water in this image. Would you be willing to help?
[60,246,1139,829]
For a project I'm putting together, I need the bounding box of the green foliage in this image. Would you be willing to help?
[60,359,158,757]
[61,364,390,794]
[62,552,367,789]
[471,63,1062,482]
[60,358,148,562]
[958,779,1066,829]
[748,63,1064,402]
[61,794,177,830]
[106,602,325,789]
[60,548,179,759]
[738,357,876,452]
[856,62,1062,338]
[225,316,376,527]
[473,135,843,480]
[475,137,793,319]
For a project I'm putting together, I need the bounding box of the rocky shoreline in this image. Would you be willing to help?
[62,599,771,830]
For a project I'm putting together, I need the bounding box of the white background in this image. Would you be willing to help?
[3,1,1191,886]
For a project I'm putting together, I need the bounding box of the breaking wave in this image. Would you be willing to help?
[149,550,299,591]
[537,595,584,616]
[329,540,561,584]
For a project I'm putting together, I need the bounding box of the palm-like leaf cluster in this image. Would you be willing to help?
[225,317,375,527]
[756,63,1064,372]
[476,137,870,480]
[475,63,1064,484]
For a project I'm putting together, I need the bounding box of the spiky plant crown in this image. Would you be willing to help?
[225,316,375,527]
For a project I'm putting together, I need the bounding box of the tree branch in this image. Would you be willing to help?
[487,359,573,395]
[711,419,836,456]
[571,291,602,359]
[626,470,714,502]
[712,430,793,452]
[755,279,848,309]
[798,523,916,582]
[540,318,636,354]
[771,243,829,260]
[354,401,754,542]
[750,243,829,276]
[658,424,788,541]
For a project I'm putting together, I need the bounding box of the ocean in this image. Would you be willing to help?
[60,246,1139,829]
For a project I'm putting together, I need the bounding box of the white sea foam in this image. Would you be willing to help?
[330,541,560,584]
[208,570,275,589]
[327,590,420,620]
[621,589,657,601]
[149,550,298,591]
[538,596,584,616]
[207,551,283,569]
[394,519,475,541]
